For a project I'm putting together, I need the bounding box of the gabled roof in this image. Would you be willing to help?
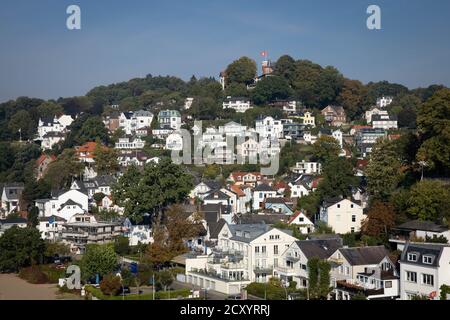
[204,191,230,201]
[296,239,342,260]
[339,246,389,266]
[238,214,290,225]
[0,217,28,225]
[229,185,245,197]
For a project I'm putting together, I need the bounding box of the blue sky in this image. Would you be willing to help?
[1,0,450,102]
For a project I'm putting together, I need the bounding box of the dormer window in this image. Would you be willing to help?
[423,255,434,265]
[407,253,418,262]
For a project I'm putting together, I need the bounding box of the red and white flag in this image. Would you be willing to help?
[261,50,267,57]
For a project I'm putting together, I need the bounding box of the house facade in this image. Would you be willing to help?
[317,198,365,234]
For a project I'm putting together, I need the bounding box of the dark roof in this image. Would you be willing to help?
[93,175,117,187]
[201,203,232,216]
[265,197,289,204]
[400,243,448,267]
[0,217,27,225]
[203,180,222,191]
[307,234,343,241]
[396,220,449,233]
[39,215,67,222]
[339,246,389,266]
[372,114,398,121]
[204,191,230,201]
[60,199,83,208]
[296,239,343,260]
[229,223,270,243]
[254,184,275,192]
[209,219,227,239]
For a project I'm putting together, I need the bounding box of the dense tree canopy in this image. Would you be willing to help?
[112,159,194,222]
[251,76,293,105]
[225,57,257,86]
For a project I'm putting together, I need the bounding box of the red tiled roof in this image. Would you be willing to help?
[230,185,246,197]
[36,154,56,166]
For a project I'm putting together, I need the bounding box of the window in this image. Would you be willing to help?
[274,245,279,255]
[384,281,392,288]
[351,227,355,233]
[337,204,341,209]
[352,215,356,222]
[255,246,260,253]
[422,274,434,286]
[423,255,433,265]
[351,204,354,208]
[262,246,266,253]
[407,253,417,262]
[406,271,417,283]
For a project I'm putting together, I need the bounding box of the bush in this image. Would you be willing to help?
[100,274,122,296]
[19,266,49,284]
[85,285,190,300]
[245,282,286,300]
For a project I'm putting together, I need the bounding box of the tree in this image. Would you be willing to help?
[112,159,194,222]
[406,180,450,222]
[337,79,368,120]
[8,110,36,140]
[297,192,321,216]
[318,157,358,198]
[416,88,450,174]
[274,55,296,82]
[225,57,257,86]
[156,270,174,291]
[189,96,221,120]
[312,136,341,163]
[44,241,70,258]
[81,244,117,280]
[0,227,46,272]
[251,76,293,105]
[144,225,173,266]
[225,83,249,98]
[94,145,119,175]
[307,257,332,299]
[75,116,110,145]
[366,139,403,200]
[44,149,83,190]
[27,206,40,227]
[100,274,122,296]
[165,204,203,255]
[361,201,396,237]
[22,179,51,208]
[37,101,64,118]
[114,236,131,256]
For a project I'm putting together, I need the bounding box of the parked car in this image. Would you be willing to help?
[226,294,242,300]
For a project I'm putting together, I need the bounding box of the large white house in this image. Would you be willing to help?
[115,137,146,150]
[317,198,365,234]
[255,116,292,139]
[376,96,393,108]
[252,184,279,211]
[372,114,398,130]
[185,223,297,295]
[119,110,154,135]
[399,243,450,300]
[222,97,252,113]
[35,189,89,221]
[37,115,74,140]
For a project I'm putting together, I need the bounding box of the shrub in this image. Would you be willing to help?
[19,266,49,284]
[100,274,122,296]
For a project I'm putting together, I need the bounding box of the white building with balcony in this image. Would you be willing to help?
[222,97,252,113]
[185,223,297,295]
[292,161,322,175]
[115,137,145,150]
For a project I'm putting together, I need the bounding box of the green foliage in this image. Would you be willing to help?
[352,292,368,300]
[114,236,131,256]
[85,285,190,300]
[0,227,46,272]
[425,235,448,244]
[251,76,293,105]
[94,145,119,175]
[112,159,194,222]
[81,244,117,280]
[416,88,450,174]
[440,285,450,300]
[297,192,321,216]
[44,241,70,258]
[27,206,40,227]
[312,136,341,163]
[37,101,64,118]
[43,149,83,190]
[8,110,36,140]
[318,156,358,198]
[75,116,110,146]
[405,180,450,222]
[307,257,332,299]
[225,57,257,86]
[245,282,287,300]
[19,266,49,284]
[337,79,368,120]
[366,139,403,200]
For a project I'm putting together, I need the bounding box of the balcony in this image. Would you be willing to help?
[274,266,299,276]
[336,280,384,297]
[220,262,247,270]
[189,268,249,282]
[254,265,274,273]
